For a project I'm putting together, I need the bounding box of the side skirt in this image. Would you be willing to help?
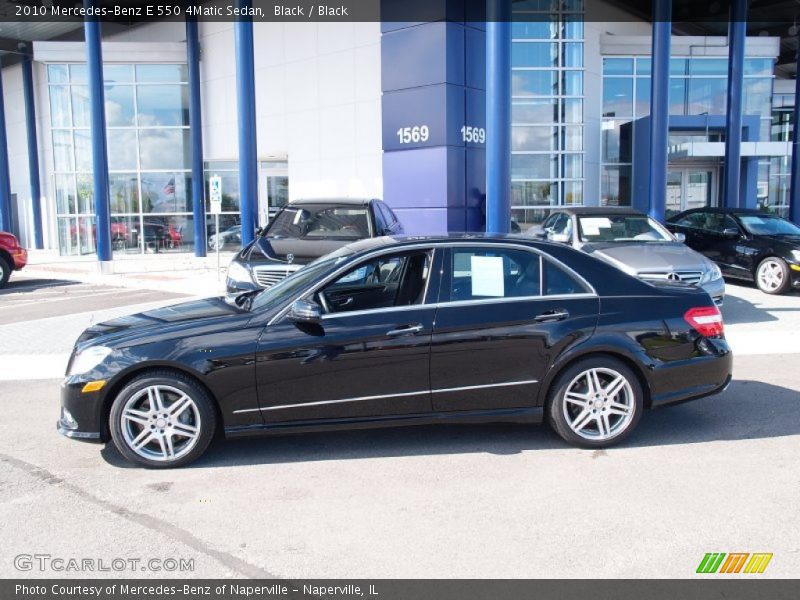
[224,407,544,439]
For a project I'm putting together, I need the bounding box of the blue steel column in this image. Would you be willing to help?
[186,18,207,256]
[648,0,671,223]
[0,60,12,234]
[84,7,112,263]
[485,1,511,234]
[788,36,800,224]
[22,52,43,249]
[723,0,747,209]
[234,0,258,246]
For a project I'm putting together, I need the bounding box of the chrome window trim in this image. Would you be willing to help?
[232,379,539,414]
[267,241,597,326]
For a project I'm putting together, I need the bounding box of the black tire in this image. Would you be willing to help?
[755,257,790,295]
[109,370,217,468]
[0,255,11,289]
[547,356,644,449]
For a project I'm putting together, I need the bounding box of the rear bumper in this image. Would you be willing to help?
[11,247,27,269]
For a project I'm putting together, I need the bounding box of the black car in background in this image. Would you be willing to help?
[226,198,403,293]
[666,208,800,295]
[59,236,731,468]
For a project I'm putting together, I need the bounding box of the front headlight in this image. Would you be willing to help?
[68,346,112,376]
[701,263,723,284]
[226,260,253,283]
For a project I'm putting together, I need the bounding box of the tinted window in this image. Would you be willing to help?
[372,203,388,233]
[450,247,541,301]
[692,212,738,234]
[544,259,589,295]
[318,251,431,314]
[266,205,370,239]
[673,212,707,228]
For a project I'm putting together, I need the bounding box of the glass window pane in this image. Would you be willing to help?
[512,126,557,151]
[601,120,632,162]
[69,64,87,83]
[601,165,632,206]
[111,215,142,253]
[512,71,558,96]
[48,65,68,84]
[744,58,773,76]
[562,0,583,10]
[109,173,140,214]
[512,100,557,124]
[669,78,686,115]
[71,86,90,128]
[205,170,240,212]
[73,129,92,172]
[670,59,687,76]
[104,83,135,126]
[512,0,557,9]
[76,174,94,214]
[564,16,583,39]
[55,174,76,214]
[138,129,191,170]
[511,154,558,179]
[689,58,728,76]
[135,64,188,83]
[562,98,582,122]
[512,42,558,68]
[603,77,633,117]
[563,181,583,204]
[743,78,772,118]
[103,64,134,83]
[49,86,71,128]
[603,58,633,75]
[563,71,583,95]
[107,129,138,170]
[563,153,583,178]
[511,20,556,40]
[140,172,191,213]
[563,125,583,151]
[58,217,79,256]
[512,181,557,207]
[78,216,96,255]
[562,43,583,67]
[52,129,74,172]
[136,84,189,126]
[687,78,727,114]
[635,77,651,117]
[636,58,651,75]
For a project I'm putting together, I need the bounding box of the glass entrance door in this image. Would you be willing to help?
[665,167,717,219]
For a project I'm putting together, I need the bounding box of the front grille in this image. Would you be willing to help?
[252,266,300,288]
[639,271,703,285]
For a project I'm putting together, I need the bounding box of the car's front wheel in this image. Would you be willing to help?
[547,357,643,448]
[109,371,217,468]
[755,257,790,295]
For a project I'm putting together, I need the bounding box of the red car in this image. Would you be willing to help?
[0,231,27,288]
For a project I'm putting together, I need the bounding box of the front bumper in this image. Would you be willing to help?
[57,379,106,442]
[789,262,800,288]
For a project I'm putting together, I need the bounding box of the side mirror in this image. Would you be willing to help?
[721,227,740,238]
[548,232,570,244]
[289,299,322,324]
[673,232,686,243]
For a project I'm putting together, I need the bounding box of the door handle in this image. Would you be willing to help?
[534,309,569,323]
[386,324,423,337]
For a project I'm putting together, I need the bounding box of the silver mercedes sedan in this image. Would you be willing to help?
[528,207,724,305]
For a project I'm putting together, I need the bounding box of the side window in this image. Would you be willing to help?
[543,259,590,296]
[722,215,740,232]
[552,214,572,236]
[450,247,541,301]
[675,212,706,228]
[542,213,560,230]
[317,251,431,314]
[372,203,388,233]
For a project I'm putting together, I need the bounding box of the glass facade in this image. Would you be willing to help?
[601,55,778,209]
[510,0,584,228]
[49,63,193,255]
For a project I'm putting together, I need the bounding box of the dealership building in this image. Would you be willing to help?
[0,0,798,261]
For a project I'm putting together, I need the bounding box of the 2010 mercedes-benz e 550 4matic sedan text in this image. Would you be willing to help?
[59,236,732,468]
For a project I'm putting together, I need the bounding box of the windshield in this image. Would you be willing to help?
[265,205,370,240]
[577,214,673,243]
[738,214,800,236]
[249,253,352,312]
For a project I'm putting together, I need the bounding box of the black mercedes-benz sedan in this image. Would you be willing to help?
[666,207,800,295]
[59,236,732,468]
[226,198,403,294]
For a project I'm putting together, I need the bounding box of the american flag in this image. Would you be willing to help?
[162,177,175,196]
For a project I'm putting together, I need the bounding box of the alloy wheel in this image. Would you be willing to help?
[120,385,202,462]
[562,367,635,441]
[757,259,785,293]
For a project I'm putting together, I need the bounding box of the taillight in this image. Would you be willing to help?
[684,306,724,338]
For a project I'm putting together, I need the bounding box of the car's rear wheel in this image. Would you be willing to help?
[547,357,643,448]
[109,371,216,468]
[0,256,10,288]
[755,257,790,295]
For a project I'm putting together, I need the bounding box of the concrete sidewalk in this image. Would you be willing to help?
[19,249,233,296]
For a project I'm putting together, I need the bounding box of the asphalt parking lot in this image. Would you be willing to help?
[0,275,798,578]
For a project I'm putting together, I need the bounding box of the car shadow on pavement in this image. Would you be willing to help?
[0,278,78,296]
[96,379,800,469]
